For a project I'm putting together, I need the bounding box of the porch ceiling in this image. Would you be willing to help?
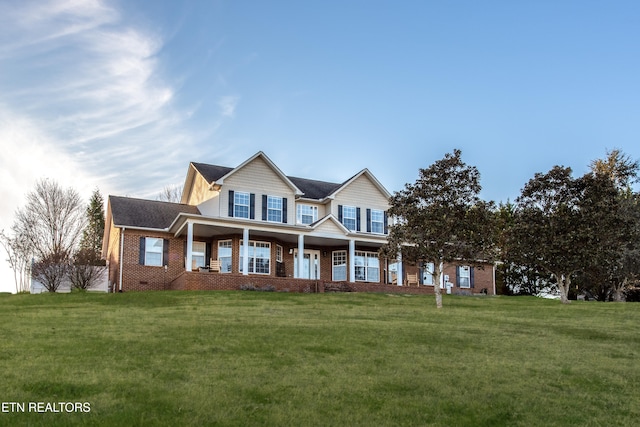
[179,220,386,249]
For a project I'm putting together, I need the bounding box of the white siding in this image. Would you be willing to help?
[331,174,390,218]
[186,173,216,205]
[220,156,296,222]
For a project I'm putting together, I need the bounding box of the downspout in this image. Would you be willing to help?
[492,262,496,295]
[119,227,125,292]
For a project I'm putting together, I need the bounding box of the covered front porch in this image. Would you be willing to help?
[169,214,402,286]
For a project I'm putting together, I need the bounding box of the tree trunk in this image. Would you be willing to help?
[555,273,571,304]
[612,278,626,302]
[434,263,443,309]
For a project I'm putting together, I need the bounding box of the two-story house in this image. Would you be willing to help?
[103,152,397,292]
[102,151,496,294]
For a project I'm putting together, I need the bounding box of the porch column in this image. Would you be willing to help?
[185,220,193,272]
[242,228,249,275]
[397,251,403,286]
[297,234,305,279]
[348,239,356,283]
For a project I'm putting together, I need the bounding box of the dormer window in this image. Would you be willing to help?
[297,204,318,225]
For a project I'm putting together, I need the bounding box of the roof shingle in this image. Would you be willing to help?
[109,196,200,229]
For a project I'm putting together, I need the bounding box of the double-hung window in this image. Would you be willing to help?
[458,266,471,288]
[267,196,282,222]
[143,237,164,267]
[421,262,435,285]
[342,206,357,231]
[354,251,379,282]
[297,204,318,225]
[332,250,347,281]
[191,242,206,269]
[218,240,232,273]
[234,192,250,219]
[240,240,271,274]
[370,209,385,234]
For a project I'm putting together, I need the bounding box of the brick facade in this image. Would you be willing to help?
[108,228,494,295]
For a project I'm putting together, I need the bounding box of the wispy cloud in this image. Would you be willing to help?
[219,95,240,118]
[0,0,228,292]
[0,0,200,199]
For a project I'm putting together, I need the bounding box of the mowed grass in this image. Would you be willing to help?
[0,291,639,426]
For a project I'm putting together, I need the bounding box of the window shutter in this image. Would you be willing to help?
[384,211,388,234]
[205,242,212,266]
[163,239,169,266]
[456,266,460,287]
[282,198,288,223]
[338,205,343,223]
[250,193,255,219]
[262,195,267,221]
[356,207,361,232]
[470,267,475,288]
[228,190,234,217]
[139,237,146,265]
[366,208,371,233]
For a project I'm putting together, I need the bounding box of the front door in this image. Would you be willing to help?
[294,250,320,279]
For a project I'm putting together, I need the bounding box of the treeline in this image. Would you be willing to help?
[0,181,106,293]
[383,149,639,306]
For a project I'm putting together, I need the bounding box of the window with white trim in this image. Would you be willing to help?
[267,196,283,222]
[297,204,318,225]
[342,205,357,231]
[276,245,283,263]
[191,241,206,269]
[218,240,232,273]
[459,265,471,288]
[371,209,385,234]
[234,192,250,219]
[421,262,435,285]
[332,250,347,281]
[144,237,164,267]
[354,251,379,282]
[240,240,271,274]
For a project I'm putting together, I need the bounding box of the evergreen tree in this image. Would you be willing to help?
[79,188,105,265]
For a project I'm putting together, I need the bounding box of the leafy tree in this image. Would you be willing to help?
[78,188,105,265]
[14,179,86,292]
[382,149,495,309]
[589,148,639,190]
[511,166,585,304]
[494,201,552,296]
[577,150,640,301]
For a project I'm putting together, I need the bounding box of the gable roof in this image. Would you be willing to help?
[109,196,201,230]
[329,168,392,200]
[187,151,390,202]
[288,176,342,200]
[191,163,234,184]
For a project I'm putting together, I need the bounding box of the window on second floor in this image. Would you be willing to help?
[297,204,318,225]
[368,209,385,234]
[339,205,358,231]
[234,191,250,219]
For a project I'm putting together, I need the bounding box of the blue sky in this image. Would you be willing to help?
[1,0,639,292]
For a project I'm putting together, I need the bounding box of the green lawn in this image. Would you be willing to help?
[0,291,638,426]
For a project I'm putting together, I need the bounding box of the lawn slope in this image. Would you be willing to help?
[0,292,638,426]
